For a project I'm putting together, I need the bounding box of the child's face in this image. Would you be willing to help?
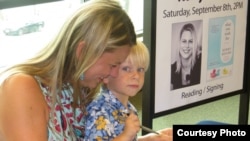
[106,59,145,98]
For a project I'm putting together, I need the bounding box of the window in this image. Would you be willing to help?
[0,0,143,69]
[119,0,143,35]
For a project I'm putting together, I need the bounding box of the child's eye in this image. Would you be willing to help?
[138,68,145,72]
[122,66,131,72]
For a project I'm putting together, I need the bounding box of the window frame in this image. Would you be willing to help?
[0,0,63,10]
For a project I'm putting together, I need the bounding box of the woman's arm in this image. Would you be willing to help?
[0,74,48,141]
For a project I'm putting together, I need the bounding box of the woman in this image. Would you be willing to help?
[171,23,201,90]
[0,0,136,140]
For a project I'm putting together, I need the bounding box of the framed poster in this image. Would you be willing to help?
[153,0,248,114]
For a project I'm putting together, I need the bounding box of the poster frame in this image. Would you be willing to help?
[142,0,249,132]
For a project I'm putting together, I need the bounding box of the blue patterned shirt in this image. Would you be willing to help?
[84,87,138,141]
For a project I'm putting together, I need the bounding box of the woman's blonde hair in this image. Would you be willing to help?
[0,0,136,110]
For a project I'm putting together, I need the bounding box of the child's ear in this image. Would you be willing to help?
[76,41,85,59]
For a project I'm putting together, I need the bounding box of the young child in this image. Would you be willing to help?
[84,40,173,141]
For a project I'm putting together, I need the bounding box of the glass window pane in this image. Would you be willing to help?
[0,0,143,70]
[0,0,83,69]
[119,0,143,35]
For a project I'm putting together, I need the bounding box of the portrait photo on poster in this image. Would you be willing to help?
[170,20,202,91]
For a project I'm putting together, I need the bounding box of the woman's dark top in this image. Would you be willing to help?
[171,55,201,90]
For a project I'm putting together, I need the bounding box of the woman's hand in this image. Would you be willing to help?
[138,128,173,141]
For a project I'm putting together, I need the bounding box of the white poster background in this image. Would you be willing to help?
[155,0,248,113]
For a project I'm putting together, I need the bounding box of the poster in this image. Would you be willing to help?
[154,0,248,113]
[207,16,235,81]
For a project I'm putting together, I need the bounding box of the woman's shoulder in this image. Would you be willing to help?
[171,61,178,72]
[1,73,38,91]
[0,73,47,109]
[171,61,177,67]
[6,73,35,82]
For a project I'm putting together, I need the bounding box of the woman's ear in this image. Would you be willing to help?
[76,41,85,59]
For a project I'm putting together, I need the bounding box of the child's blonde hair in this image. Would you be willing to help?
[126,40,150,71]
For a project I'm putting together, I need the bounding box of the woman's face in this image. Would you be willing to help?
[80,45,131,89]
[179,30,193,59]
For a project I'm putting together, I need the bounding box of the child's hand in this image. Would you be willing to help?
[123,112,140,140]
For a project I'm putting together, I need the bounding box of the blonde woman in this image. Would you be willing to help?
[0,0,136,140]
[171,23,201,90]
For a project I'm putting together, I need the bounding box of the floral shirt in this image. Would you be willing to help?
[35,76,85,141]
[84,87,138,141]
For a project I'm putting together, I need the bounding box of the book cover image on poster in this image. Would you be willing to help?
[207,16,235,81]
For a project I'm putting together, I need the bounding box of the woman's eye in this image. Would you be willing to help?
[182,40,187,44]
[111,64,118,68]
